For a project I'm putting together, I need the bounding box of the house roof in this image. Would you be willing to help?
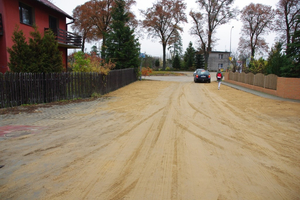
[211,51,230,54]
[36,0,73,19]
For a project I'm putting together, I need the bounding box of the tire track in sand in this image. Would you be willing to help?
[106,85,177,200]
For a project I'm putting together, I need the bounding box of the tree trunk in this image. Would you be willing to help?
[162,43,166,70]
[251,47,255,59]
[204,51,209,70]
[205,46,211,70]
[284,3,291,51]
[285,14,290,51]
[206,29,212,70]
[101,34,106,59]
[81,37,86,52]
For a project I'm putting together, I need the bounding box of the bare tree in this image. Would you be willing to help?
[190,0,238,68]
[238,3,275,58]
[275,0,300,51]
[141,0,187,70]
[72,3,96,52]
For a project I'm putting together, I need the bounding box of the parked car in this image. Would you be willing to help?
[193,69,205,77]
[194,69,211,83]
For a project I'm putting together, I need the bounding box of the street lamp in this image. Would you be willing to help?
[230,26,234,55]
[228,26,234,71]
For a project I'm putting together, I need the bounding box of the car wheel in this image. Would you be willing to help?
[194,79,197,83]
[208,80,211,83]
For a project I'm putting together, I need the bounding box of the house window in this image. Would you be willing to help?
[49,16,58,33]
[19,2,33,25]
[218,64,223,69]
[219,54,223,59]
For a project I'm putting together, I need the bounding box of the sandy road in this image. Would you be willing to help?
[0,75,300,200]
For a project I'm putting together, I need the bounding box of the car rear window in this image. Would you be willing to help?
[197,70,208,75]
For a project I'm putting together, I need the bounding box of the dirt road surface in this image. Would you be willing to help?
[0,74,300,200]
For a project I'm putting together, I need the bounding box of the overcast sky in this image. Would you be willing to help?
[53,0,278,58]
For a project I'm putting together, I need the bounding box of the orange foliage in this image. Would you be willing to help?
[141,67,152,77]
[68,52,115,75]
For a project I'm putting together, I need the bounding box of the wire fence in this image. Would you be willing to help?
[0,68,137,108]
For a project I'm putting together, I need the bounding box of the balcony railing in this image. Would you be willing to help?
[0,13,3,36]
[45,28,81,48]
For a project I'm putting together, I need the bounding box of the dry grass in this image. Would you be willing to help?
[149,71,186,76]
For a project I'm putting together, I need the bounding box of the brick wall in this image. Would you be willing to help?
[224,72,300,100]
[277,77,300,100]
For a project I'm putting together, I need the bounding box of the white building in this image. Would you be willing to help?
[207,51,230,71]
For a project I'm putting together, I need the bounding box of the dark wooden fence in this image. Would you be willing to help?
[0,68,136,108]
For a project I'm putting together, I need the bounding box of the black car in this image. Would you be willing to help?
[193,69,204,76]
[194,69,211,83]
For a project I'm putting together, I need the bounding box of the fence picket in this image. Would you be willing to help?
[70,72,73,99]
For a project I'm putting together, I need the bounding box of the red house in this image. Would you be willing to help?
[0,0,81,73]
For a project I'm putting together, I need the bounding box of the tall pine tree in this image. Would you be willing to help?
[168,30,183,59]
[285,15,300,77]
[29,27,47,73]
[8,26,63,73]
[172,54,181,70]
[42,29,63,72]
[7,26,31,72]
[183,41,195,70]
[195,52,205,69]
[103,0,140,70]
